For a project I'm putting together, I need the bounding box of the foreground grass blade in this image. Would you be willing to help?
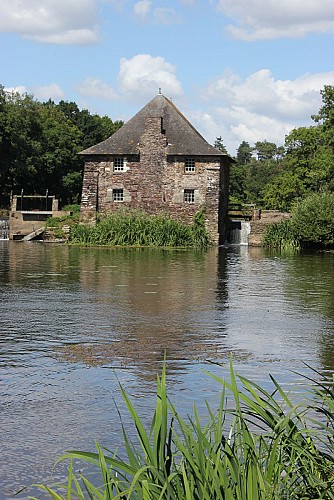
[32,358,334,499]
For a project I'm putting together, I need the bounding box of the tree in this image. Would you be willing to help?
[228,141,249,204]
[0,87,124,207]
[284,125,334,193]
[270,85,334,209]
[214,136,228,154]
[254,140,284,161]
[57,100,123,150]
[236,141,252,165]
[262,172,306,211]
[292,193,334,247]
[312,85,334,127]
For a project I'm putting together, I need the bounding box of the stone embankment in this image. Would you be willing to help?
[249,210,290,246]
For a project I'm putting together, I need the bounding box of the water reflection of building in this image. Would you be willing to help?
[63,247,230,381]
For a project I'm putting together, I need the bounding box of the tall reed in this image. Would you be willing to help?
[31,359,334,499]
[262,219,300,252]
[69,210,210,248]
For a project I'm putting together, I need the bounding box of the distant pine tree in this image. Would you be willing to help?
[214,136,228,154]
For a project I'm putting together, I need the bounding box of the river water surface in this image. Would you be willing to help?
[1,241,334,498]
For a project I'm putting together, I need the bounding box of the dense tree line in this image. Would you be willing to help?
[0,85,123,207]
[1,85,333,211]
[222,85,334,211]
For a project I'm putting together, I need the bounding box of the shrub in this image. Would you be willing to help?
[263,192,334,250]
[45,210,80,241]
[291,192,334,247]
[62,204,81,214]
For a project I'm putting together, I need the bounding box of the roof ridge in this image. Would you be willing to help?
[80,94,229,157]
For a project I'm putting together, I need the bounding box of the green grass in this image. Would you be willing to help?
[69,210,210,248]
[45,209,81,240]
[262,220,300,252]
[30,359,334,499]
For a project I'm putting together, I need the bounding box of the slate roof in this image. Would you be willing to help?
[80,94,227,157]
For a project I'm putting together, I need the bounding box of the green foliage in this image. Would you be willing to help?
[61,171,83,204]
[292,192,334,247]
[244,157,283,206]
[214,136,228,154]
[312,84,334,129]
[0,86,123,208]
[263,192,334,250]
[232,86,334,209]
[284,125,334,194]
[62,203,81,214]
[45,210,80,240]
[231,141,285,207]
[2,83,334,213]
[262,219,300,252]
[70,210,210,248]
[236,141,252,165]
[31,359,334,499]
[57,100,123,151]
[262,172,306,211]
[254,140,284,161]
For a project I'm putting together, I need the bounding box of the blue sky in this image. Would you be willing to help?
[1,0,334,154]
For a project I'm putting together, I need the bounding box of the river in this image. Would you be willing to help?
[1,241,334,498]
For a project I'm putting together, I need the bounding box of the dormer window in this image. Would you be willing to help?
[113,157,125,171]
[184,158,195,173]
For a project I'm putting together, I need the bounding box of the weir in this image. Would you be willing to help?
[226,220,251,245]
[0,218,9,240]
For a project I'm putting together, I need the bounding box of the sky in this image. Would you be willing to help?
[1,0,334,155]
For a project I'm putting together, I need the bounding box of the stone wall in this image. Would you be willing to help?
[80,118,228,243]
[248,210,291,246]
[80,167,98,224]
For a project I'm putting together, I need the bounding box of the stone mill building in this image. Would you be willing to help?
[80,93,232,243]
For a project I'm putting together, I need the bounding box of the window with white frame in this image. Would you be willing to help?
[184,158,195,172]
[184,189,195,203]
[113,157,124,171]
[112,188,124,202]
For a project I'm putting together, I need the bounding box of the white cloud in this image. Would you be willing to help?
[32,29,98,45]
[133,1,181,25]
[118,54,183,99]
[0,0,99,44]
[76,78,118,100]
[133,0,151,23]
[153,8,180,25]
[4,85,28,94]
[215,0,334,40]
[196,69,334,154]
[4,83,65,101]
[33,83,65,101]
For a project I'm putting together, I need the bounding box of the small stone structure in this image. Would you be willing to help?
[9,194,69,240]
[79,93,233,244]
[248,211,291,246]
[226,209,291,246]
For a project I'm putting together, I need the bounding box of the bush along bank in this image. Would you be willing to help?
[263,192,334,251]
[69,209,210,248]
[31,359,334,499]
